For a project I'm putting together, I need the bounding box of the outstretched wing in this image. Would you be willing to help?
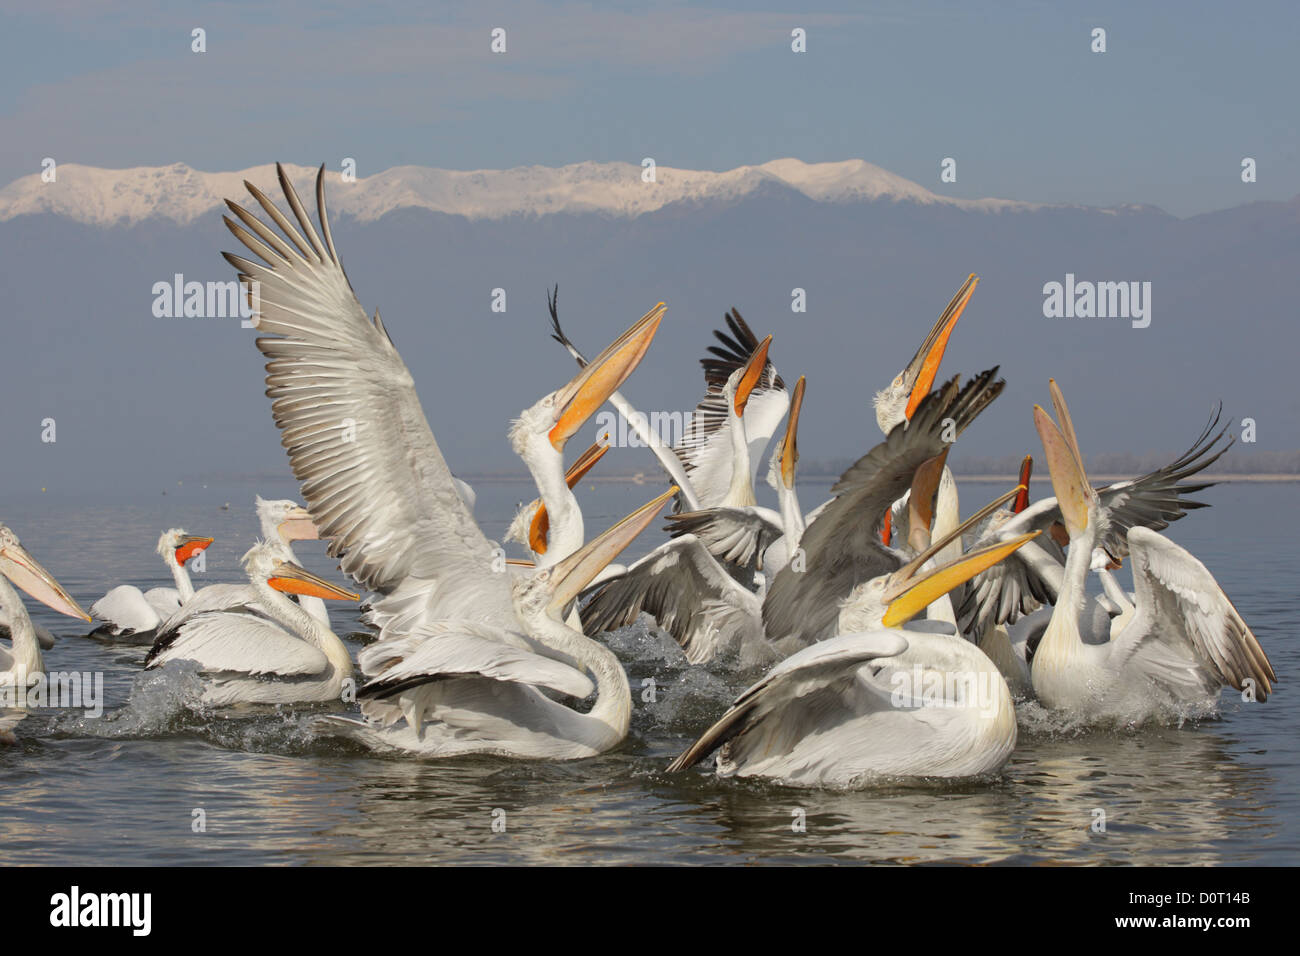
[664,506,784,571]
[673,309,788,509]
[222,165,508,627]
[1113,526,1275,700]
[579,535,763,665]
[763,369,1005,649]
[958,407,1230,632]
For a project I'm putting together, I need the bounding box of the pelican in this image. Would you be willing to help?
[953,407,1232,650]
[0,608,56,650]
[144,541,359,706]
[576,342,790,666]
[549,292,787,511]
[677,274,978,591]
[666,505,1040,786]
[873,274,979,434]
[761,368,1006,652]
[1028,381,1275,721]
[325,489,675,758]
[153,497,327,631]
[221,164,662,651]
[87,529,213,639]
[0,523,91,693]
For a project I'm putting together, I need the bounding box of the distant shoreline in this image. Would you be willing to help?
[443,473,1300,484]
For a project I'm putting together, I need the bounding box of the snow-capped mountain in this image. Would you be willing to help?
[0,158,1038,226]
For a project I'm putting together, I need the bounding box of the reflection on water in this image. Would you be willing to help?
[0,479,1295,864]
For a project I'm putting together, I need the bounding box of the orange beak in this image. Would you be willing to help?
[549,303,665,450]
[734,335,773,417]
[267,561,360,601]
[174,536,214,565]
[903,273,978,420]
[779,376,805,489]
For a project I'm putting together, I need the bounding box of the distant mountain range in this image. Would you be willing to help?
[1,159,1296,492]
[0,158,1047,226]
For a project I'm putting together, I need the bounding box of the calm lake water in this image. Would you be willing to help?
[2,477,1296,865]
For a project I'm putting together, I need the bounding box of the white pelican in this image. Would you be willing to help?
[1029,380,1274,721]
[548,292,788,511]
[222,164,662,648]
[761,368,1006,652]
[326,489,675,758]
[675,274,978,595]
[666,509,1040,786]
[153,497,328,631]
[873,274,979,434]
[144,541,359,706]
[953,408,1232,649]
[576,341,790,665]
[87,529,213,639]
[1,523,91,692]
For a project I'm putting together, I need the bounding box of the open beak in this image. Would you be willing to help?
[529,436,611,554]
[277,506,320,543]
[882,530,1041,628]
[779,376,805,489]
[546,487,677,614]
[902,273,978,420]
[1034,381,1093,537]
[0,540,90,621]
[1013,456,1033,513]
[881,484,1029,627]
[174,535,214,565]
[549,303,666,450]
[734,335,773,417]
[267,562,360,601]
[906,448,949,554]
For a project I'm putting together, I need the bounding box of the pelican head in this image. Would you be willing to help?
[240,540,359,601]
[512,487,677,623]
[1033,378,1100,541]
[510,302,665,462]
[722,334,774,422]
[874,274,978,434]
[0,523,90,621]
[254,496,320,544]
[767,374,805,492]
[156,528,213,566]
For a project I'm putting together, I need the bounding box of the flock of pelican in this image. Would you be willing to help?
[0,165,1275,786]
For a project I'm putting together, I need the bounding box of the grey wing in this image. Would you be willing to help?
[763,369,1005,648]
[222,165,507,626]
[1113,527,1275,699]
[666,630,910,771]
[1093,407,1232,563]
[579,536,763,664]
[664,506,784,571]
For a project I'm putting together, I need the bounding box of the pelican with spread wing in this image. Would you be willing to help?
[1028,381,1274,721]
[222,165,663,647]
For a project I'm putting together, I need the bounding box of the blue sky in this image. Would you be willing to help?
[2,0,1296,216]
